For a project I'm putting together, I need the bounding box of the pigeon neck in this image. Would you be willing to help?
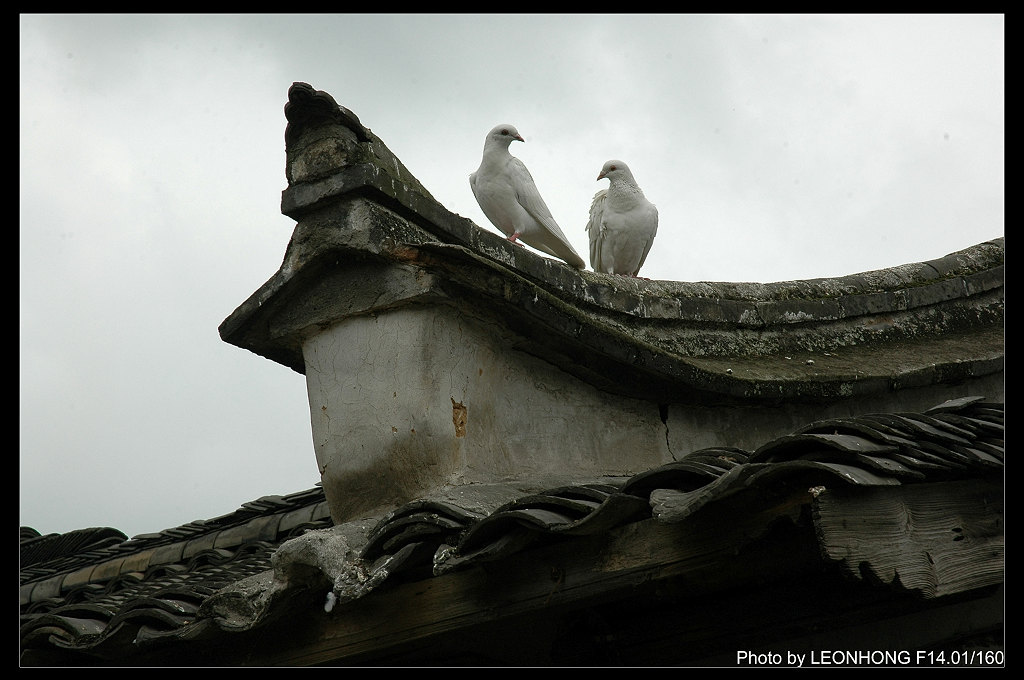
[609,178,645,205]
[480,142,515,172]
[485,139,514,155]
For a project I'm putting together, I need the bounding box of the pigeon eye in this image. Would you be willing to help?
[609,165,617,171]
[501,128,509,135]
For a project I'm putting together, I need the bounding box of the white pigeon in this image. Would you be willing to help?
[470,124,586,270]
[586,160,659,277]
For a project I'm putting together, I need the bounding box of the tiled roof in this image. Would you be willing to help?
[20,397,1002,664]
[20,488,332,658]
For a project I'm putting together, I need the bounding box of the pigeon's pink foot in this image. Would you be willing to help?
[507,233,524,247]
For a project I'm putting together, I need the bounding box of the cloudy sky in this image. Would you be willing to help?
[20,14,1004,539]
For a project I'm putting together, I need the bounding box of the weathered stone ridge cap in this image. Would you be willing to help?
[283,82,434,202]
[277,158,1003,331]
[573,238,1003,331]
[284,156,1002,328]
[280,118,1002,313]
[280,94,999,299]
[276,82,1003,323]
[659,237,1002,310]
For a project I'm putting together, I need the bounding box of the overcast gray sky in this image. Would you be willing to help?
[20,14,1004,539]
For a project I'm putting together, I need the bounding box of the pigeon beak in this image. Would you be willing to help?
[597,171,606,181]
[515,134,525,142]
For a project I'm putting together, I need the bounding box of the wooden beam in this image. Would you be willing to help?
[813,478,1003,597]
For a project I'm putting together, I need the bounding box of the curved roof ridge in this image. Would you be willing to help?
[222,82,1002,405]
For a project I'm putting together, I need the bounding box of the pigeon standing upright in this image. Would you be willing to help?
[586,160,659,277]
[470,124,586,269]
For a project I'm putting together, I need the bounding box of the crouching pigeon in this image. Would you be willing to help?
[470,124,585,269]
[586,160,659,277]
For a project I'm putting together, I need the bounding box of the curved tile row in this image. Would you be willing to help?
[21,488,332,598]
[21,489,335,657]
[751,395,1003,479]
[19,541,280,653]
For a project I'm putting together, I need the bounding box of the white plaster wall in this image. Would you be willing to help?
[302,304,671,522]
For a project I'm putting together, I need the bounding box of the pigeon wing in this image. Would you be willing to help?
[509,158,585,269]
[586,189,608,272]
[633,202,659,276]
